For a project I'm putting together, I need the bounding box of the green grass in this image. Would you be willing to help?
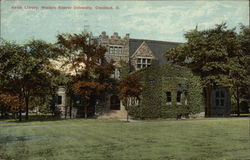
[0,118,249,160]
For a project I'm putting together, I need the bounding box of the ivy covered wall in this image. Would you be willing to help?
[128,62,204,119]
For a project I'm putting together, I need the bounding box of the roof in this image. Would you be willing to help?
[129,39,181,64]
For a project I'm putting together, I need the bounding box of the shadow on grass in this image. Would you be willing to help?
[0,115,64,123]
[0,135,31,144]
[1,114,249,124]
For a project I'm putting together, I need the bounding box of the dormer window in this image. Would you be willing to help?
[136,57,152,69]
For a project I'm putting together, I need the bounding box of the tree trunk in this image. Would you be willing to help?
[89,97,96,118]
[126,99,129,122]
[69,98,72,119]
[64,106,67,119]
[84,104,87,119]
[0,106,3,119]
[25,96,29,120]
[236,86,240,117]
[13,112,17,121]
[19,108,22,122]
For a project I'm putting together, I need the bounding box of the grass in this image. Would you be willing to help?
[0,118,249,160]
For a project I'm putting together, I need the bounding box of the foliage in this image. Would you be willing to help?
[0,39,60,120]
[165,23,249,116]
[128,62,203,119]
[119,60,131,79]
[118,71,142,121]
[55,33,115,118]
[118,73,142,101]
[0,93,24,113]
[166,23,241,87]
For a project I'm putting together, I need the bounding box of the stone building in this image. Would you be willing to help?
[55,32,231,118]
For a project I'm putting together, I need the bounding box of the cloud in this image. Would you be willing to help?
[1,0,249,43]
[115,0,248,42]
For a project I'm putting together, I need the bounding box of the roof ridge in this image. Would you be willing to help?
[130,38,181,44]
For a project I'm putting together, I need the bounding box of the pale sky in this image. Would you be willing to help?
[1,0,249,43]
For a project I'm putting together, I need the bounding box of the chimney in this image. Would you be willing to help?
[112,32,120,39]
[102,31,106,36]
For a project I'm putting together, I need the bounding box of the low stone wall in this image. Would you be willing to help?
[97,110,127,119]
[189,112,205,119]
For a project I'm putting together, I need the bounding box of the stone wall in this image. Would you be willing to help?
[95,93,127,119]
[56,86,67,118]
[99,32,130,65]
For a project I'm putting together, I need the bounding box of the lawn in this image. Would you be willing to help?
[0,118,249,160]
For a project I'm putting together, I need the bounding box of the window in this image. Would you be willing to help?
[147,59,151,64]
[137,58,142,63]
[136,57,152,69]
[109,45,123,54]
[215,90,225,106]
[166,92,171,104]
[137,64,141,69]
[56,95,62,105]
[110,68,120,79]
[109,46,113,54]
[128,97,140,106]
[118,47,122,54]
[176,91,182,104]
[110,95,120,110]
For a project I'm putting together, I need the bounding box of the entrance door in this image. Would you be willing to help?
[110,95,120,110]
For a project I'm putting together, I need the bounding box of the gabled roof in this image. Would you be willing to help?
[129,39,181,64]
[130,41,155,59]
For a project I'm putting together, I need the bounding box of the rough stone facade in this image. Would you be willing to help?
[56,32,230,119]
[99,32,130,65]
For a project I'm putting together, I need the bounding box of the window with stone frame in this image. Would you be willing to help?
[56,95,62,105]
[109,46,114,54]
[114,47,118,54]
[109,45,123,55]
[136,57,152,69]
[118,47,122,54]
[166,92,171,104]
[215,90,225,106]
[176,91,182,104]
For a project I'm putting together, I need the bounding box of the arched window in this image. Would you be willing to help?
[110,95,120,110]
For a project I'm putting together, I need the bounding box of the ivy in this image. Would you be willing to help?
[128,62,204,119]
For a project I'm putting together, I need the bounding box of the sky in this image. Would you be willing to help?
[1,0,249,43]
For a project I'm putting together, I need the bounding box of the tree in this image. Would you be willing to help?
[0,93,24,120]
[118,73,142,121]
[56,33,115,119]
[231,25,250,116]
[165,23,247,116]
[0,39,59,120]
